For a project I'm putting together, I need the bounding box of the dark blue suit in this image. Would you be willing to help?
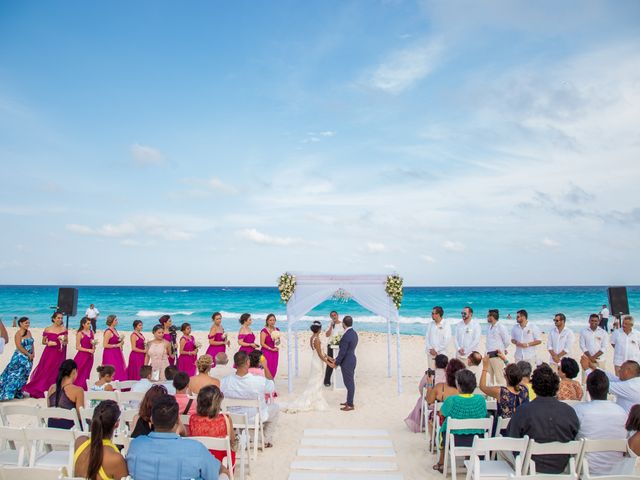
[334,327,358,406]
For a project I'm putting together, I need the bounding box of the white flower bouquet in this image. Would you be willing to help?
[278,273,296,304]
[195,341,202,350]
[385,274,403,310]
[91,339,99,346]
[271,330,281,346]
[330,333,342,346]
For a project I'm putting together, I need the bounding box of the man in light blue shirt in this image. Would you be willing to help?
[126,395,227,480]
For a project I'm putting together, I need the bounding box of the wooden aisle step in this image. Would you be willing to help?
[289,473,404,480]
[300,437,393,448]
[303,428,389,437]
[297,447,396,457]
[291,460,398,472]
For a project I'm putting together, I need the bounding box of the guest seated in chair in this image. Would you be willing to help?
[47,359,84,429]
[557,357,583,401]
[74,400,128,480]
[433,369,487,473]
[126,394,229,480]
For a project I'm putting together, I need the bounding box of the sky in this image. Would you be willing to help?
[1,0,639,287]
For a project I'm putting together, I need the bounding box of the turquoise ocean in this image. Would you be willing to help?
[0,285,637,336]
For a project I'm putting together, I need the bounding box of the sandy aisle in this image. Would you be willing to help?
[0,326,621,479]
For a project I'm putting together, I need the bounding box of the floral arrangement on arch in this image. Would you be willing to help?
[278,273,297,304]
[385,274,403,310]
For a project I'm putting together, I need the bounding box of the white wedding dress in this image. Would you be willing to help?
[284,337,330,413]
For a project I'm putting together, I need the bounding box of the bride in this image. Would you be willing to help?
[284,321,334,413]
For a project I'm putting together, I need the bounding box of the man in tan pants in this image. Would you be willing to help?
[485,309,510,386]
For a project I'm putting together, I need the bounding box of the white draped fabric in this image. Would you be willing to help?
[285,274,402,394]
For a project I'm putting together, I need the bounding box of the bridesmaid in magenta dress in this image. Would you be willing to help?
[207,312,229,367]
[127,320,146,380]
[177,323,198,376]
[260,314,280,378]
[73,317,95,390]
[24,311,68,399]
[237,313,259,358]
[160,315,177,366]
[101,315,127,381]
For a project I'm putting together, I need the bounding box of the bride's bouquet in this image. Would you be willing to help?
[329,333,342,346]
[271,330,281,346]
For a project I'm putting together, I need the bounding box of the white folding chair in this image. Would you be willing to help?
[0,404,41,428]
[24,427,75,476]
[227,412,250,479]
[576,438,630,477]
[191,436,234,480]
[36,408,81,431]
[464,435,530,480]
[509,474,577,480]
[418,385,427,435]
[430,401,442,454]
[78,407,94,432]
[85,390,118,408]
[223,398,264,461]
[120,409,137,433]
[0,466,66,480]
[0,426,28,466]
[486,400,498,413]
[522,439,584,476]
[113,380,137,390]
[116,391,145,408]
[495,417,511,436]
[443,417,494,480]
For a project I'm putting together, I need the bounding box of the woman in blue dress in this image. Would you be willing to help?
[0,316,34,400]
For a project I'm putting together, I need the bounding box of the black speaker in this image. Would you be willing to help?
[57,288,78,317]
[607,286,629,316]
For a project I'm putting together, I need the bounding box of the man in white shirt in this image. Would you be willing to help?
[548,313,575,369]
[511,309,541,364]
[455,306,481,362]
[0,319,7,354]
[324,310,341,387]
[599,304,610,332]
[581,355,640,414]
[425,306,451,368]
[485,309,510,385]
[610,315,640,376]
[85,303,100,332]
[221,351,279,447]
[579,314,608,374]
[573,369,627,476]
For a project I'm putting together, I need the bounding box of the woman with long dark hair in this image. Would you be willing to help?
[0,316,34,400]
[24,311,68,398]
[73,316,96,390]
[130,384,168,438]
[73,400,128,480]
[206,312,229,367]
[101,315,127,381]
[127,320,146,380]
[260,313,280,378]
[46,359,84,429]
[159,315,177,366]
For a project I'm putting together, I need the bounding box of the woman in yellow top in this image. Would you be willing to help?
[74,400,128,480]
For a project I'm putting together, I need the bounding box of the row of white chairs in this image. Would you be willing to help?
[441,418,638,480]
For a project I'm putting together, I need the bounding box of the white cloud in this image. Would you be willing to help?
[238,228,300,247]
[542,237,560,248]
[442,240,465,252]
[367,38,443,94]
[421,255,436,263]
[130,143,165,166]
[366,242,386,253]
[384,263,397,270]
[205,177,237,194]
[319,131,336,137]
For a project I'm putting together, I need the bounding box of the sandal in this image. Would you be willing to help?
[432,463,443,473]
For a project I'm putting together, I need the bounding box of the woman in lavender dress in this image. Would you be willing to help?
[127,320,146,380]
[207,312,229,367]
[260,314,280,378]
[101,315,127,381]
[160,315,177,366]
[73,317,95,390]
[177,322,198,376]
[237,313,259,357]
[24,311,68,399]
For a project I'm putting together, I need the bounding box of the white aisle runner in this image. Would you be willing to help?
[288,429,404,480]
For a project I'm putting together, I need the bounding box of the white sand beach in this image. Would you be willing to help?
[0,327,625,479]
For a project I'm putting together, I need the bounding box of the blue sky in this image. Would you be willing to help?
[1,0,639,286]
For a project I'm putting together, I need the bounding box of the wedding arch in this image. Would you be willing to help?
[280,273,404,394]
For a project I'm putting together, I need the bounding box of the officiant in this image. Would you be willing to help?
[324,311,341,386]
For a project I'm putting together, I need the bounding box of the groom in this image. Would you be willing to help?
[331,315,358,411]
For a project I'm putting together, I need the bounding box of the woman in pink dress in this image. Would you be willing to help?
[206,312,229,367]
[177,323,198,376]
[160,315,177,366]
[260,313,280,378]
[237,313,259,357]
[127,320,146,380]
[24,311,68,399]
[145,325,171,380]
[73,317,95,390]
[101,315,127,381]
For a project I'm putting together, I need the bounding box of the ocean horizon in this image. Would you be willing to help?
[0,284,637,336]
